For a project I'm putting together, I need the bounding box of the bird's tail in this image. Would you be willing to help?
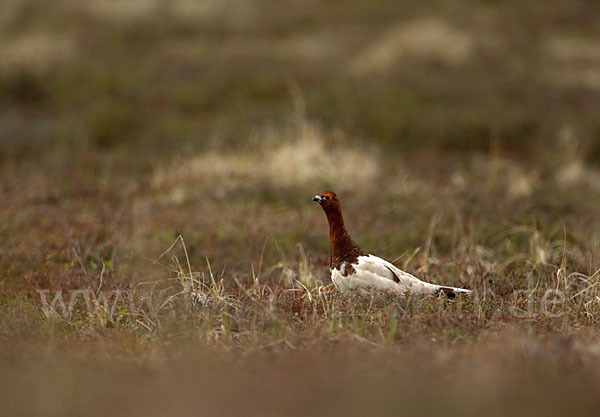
[434,285,472,299]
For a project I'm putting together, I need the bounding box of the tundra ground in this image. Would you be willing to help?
[2,1,600,416]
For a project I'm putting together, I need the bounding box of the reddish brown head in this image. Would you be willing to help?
[312,191,366,270]
[311,191,340,213]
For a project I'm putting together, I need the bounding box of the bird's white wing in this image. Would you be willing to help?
[332,255,436,295]
[369,255,473,296]
[356,255,440,295]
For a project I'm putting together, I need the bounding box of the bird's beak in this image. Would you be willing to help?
[312,195,323,203]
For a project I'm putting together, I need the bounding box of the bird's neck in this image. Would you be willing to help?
[325,208,365,269]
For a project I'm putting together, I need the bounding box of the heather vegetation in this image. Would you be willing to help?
[2,0,600,416]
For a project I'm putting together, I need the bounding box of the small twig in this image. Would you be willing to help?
[154,235,183,264]
[96,261,106,296]
[257,240,267,280]
[72,247,97,302]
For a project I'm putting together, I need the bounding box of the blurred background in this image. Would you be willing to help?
[2,0,600,289]
[3,0,600,153]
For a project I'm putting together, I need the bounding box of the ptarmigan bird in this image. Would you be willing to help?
[312,191,472,298]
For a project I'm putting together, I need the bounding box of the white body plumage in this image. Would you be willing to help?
[331,255,471,297]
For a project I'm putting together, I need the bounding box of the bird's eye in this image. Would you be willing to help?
[325,195,331,200]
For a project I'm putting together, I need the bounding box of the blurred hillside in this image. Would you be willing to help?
[2,0,600,162]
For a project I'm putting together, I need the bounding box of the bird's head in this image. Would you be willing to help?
[312,191,339,211]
